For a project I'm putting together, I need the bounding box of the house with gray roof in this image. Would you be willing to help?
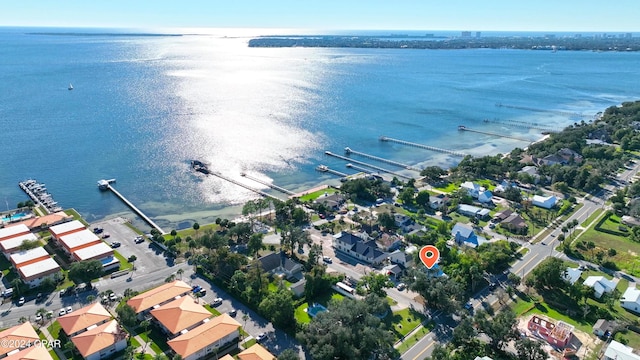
[258,252,303,279]
[332,232,388,265]
[451,223,487,248]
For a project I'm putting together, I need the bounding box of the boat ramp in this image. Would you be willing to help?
[379,136,467,157]
[98,179,166,235]
[18,179,62,214]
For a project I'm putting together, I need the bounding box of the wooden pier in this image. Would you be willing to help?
[482,118,558,133]
[325,151,412,180]
[100,181,166,235]
[346,163,374,174]
[206,171,282,201]
[240,173,295,196]
[379,136,467,157]
[344,147,420,171]
[315,165,348,178]
[457,126,531,142]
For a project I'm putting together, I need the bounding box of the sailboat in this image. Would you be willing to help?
[68,83,74,90]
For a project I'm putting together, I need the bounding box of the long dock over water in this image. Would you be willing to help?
[315,165,349,178]
[495,103,588,118]
[240,173,295,196]
[325,151,412,180]
[207,172,281,201]
[379,136,467,157]
[344,147,419,171]
[346,163,374,174]
[99,180,166,235]
[482,118,558,133]
[458,126,531,142]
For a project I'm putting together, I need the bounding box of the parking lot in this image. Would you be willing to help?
[90,217,168,274]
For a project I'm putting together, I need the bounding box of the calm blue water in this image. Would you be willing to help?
[1,27,640,230]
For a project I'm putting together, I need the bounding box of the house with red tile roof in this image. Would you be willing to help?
[126,280,192,318]
[58,302,112,337]
[167,314,241,360]
[150,296,211,337]
[70,320,128,360]
[0,322,40,358]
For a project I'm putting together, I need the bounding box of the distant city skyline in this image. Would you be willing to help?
[2,0,639,32]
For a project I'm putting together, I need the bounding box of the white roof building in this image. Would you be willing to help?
[603,340,640,360]
[73,242,114,262]
[460,181,481,198]
[9,247,49,267]
[49,220,85,239]
[0,233,39,255]
[583,276,618,299]
[0,224,30,241]
[58,230,100,252]
[563,267,582,285]
[532,195,558,209]
[621,286,640,313]
[18,258,60,287]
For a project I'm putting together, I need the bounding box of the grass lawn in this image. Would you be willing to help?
[559,203,583,222]
[47,322,62,339]
[510,295,594,333]
[204,304,222,316]
[582,208,605,227]
[163,223,220,241]
[138,330,165,355]
[615,329,640,349]
[130,336,141,348]
[294,302,311,324]
[434,182,458,193]
[295,291,345,324]
[113,251,133,271]
[598,213,629,234]
[385,308,427,340]
[0,255,17,282]
[299,187,336,202]
[396,325,433,354]
[64,209,89,226]
[242,338,257,349]
[575,225,640,276]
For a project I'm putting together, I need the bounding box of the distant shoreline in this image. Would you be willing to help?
[248,35,640,51]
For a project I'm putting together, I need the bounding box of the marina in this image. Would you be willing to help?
[379,136,467,157]
[98,179,166,235]
[325,151,413,180]
[457,125,532,142]
[315,165,349,178]
[344,147,420,171]
[18,179,63,214]
[240,172,295,196]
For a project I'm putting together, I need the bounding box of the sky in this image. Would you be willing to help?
[2,0,639,32]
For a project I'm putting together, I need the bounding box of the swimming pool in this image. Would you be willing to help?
[306,303,328,318]
[1,212,29,223]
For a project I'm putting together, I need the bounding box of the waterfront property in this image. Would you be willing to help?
[127,280,192,318]
[8,211,72,231]
[0,322,42,358]
[49,220,86,239]
[9,247,61,288]
[0,232,39,257]
[150,296,212,337]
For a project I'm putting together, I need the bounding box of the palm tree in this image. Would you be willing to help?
[192,222,200,238]
[176,268,184,280]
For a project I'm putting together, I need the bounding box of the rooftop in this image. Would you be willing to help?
[72,242,113,261]
[604,340,640,360]
[150,296,211,335]
[11,211,72,230]
[0,224,30,241]
[58,229,101,251]
[71,320,127,358]
[0,233,38,253]
[127,280,192,313]
[49,220,85,237]
[4,345,54,360]
[9,247,49,267]
[0,322,40,357]
[58,302,112,336]
[167,313,241,359]
[237,343,276,360]
[18,258,60,281]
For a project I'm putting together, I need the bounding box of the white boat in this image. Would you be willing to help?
[68,83,74,90]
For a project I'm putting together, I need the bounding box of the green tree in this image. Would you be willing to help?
[515,337,548,360]
[192,222,200,237]
[357,273,393,297]
[68,260,105,286]
[530,257,567,290]
[116,304,137,327]
[248,233,264,256]
[420,166,447,183]
[508,272,521,286]
[299,297,398,360]
[476,308,518,350]
[304,264,333,300]
[259,288,296,330]
[277,349,300,360]
[18,239,41,251]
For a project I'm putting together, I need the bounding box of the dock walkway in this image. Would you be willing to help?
[240,173,295,196]
[18,179,62,214]
[102,182,166,235]
[379,136,467,157]
[458,126,531,142]
[344,147,419,171]
[325,151,412,180]
[207,172,282,201]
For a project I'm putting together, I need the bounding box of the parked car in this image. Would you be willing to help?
[109,293,118,302]
[35,313,43,322]
[322,256,332,264]
[66,306,72,314]
[489,282,497,290]
[396,283,406,291]
[134,236,145,244]
[256,333,267,343]
[2,288,13,298]
[102,233,111,239]
[110,241,121,248]
[228,309,237,317]
[93,227,103,234]
[212,298,223,306]
[59,308,66,316]
[198,289,207,296]
[17,297,25,306]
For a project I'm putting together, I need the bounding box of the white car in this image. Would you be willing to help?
[322,256,332,264]
[59,308,66,316]
[109,293,118,301]
[212,298,223,306]
[66,306,72,314]
[35,313,43,322]
[256,333,267,342]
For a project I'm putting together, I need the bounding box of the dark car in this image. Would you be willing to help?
[228,309,237,317]
[93,227,104,234]
[110,241,121,248]
[102,233,111,239]
[489,282,497,290]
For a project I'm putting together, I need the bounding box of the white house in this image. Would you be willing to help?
[603,340,640,360]
[621,286,640,313]
[583,276,618,299]
[532,195,558,209]
[478,190,493,204]
[457,204,491,219]
[563,268,582,285]
[460,182,481,198]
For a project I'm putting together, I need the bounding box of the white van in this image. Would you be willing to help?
[2,288,14,298]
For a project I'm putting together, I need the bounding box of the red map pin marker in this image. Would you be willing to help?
[419,245,440,269]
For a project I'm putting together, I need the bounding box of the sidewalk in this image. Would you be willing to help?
[40,324,68,360]
[134,334,157,357]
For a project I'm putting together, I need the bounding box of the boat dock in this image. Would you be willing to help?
[346,163,374,174]
[207,171,282,201]
[379,136,467,157]
[18,179,62,214]
[99,180,166,235]
[482,118,558,133]
[325,151,412,180]
[457,125,531,142]
[240,173,295,196]
[316,165,348,178]
[344,147,419,171]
